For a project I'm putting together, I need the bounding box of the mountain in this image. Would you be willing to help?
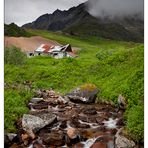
[22,3,144,42]
[5,23,30,37]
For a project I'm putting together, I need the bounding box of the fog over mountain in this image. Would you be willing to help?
[86,0,144,20]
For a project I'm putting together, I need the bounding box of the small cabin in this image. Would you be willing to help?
[34,44,77,58]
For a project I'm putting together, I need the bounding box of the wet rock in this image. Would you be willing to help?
[60,120,67,129]
[4,134,11,147]
[9,143,20,148]
[5,133,17,142]
[21,133,29,145]
[118,94,126,110]
[4,133,18,148]
[67,127,78,139]
[92,135,114,148]
[71,117,90,128]
[83,108,97,115]
[116,117,125,126]
[67,136,81,147]
[76,122,90,128]
[91,141,107,148]
[66,85,99,104]
[22,113,56,132]
[115,128,135,148]
[73,142,84,148]
[29,102,50,110]
[30,98,44,103]
[80,130,95,139]
[106,129,118,135]
[32,139,45,148]
[96,118,104,125]
[42,131,65,146]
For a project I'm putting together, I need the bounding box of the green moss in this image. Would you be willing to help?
[80,83,97,91]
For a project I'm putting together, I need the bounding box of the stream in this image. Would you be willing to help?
[5,89,132,148]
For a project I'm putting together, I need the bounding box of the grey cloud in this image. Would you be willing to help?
[5,0,87,26]
[86,0,144,19]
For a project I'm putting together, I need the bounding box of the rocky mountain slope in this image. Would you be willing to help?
[22,3,144,43]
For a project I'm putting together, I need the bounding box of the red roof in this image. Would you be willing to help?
[42,44,51,53]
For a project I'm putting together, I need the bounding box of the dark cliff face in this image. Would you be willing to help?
[22,3,144,42]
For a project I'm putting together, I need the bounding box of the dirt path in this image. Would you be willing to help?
[4,36,61,52]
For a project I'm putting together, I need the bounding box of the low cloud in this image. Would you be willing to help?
[86,0,144,19]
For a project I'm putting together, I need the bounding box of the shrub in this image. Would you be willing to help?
[126,105,144,143]
[4,47,27,65]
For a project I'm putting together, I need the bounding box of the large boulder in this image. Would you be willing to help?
[22,113,56,132]
[115,128,135,148]
[66,84,99,104]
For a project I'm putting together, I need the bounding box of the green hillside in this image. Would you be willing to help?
[4,29,144,143]
[4,23,30,37]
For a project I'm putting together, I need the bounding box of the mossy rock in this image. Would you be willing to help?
[80,83,97,92]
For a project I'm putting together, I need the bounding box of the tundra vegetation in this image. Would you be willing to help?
[4,29,144,143]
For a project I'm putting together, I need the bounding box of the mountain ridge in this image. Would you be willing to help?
[22,2,144,42]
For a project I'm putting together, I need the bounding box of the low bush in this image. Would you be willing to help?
[126,105,144,143]
[4,47,27,65]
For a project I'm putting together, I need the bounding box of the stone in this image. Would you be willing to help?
[91,142,107,148]
[71,117,90,128]
[29,103,49,110]
[60,120,67,129]
[96,118,104,125]
[73,143,84,148]
[5,133,17,142]
[9,143,20,148]
[27,129,36,139]
[42,131,65,146]
[22,113,56,132]
[67,127,78,139]
[4,134,11,147]
[21,133,29,142]
[33,140,45,148]
[30,98,44,103]
[66,85,99,104]
[116,117,125,126]
[83,108,97,115]
[118,94,126,110]
[115,128,135,148]
[4,133,18,148]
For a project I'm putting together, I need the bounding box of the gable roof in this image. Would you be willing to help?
[36,44,51,52]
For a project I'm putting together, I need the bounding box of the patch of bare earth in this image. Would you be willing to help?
[4,36,61,52]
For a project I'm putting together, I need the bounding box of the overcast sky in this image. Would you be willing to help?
[5,0,87,26]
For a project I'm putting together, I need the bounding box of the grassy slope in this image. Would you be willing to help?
[4,23,30,37]
[5,29,144,142]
